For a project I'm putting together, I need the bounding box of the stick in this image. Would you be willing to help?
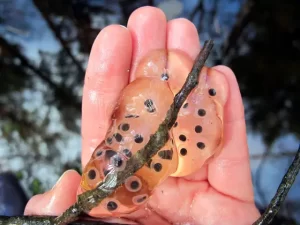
[252,144,300,225]
[0,216,122,225]
[1,38,300,225]
[52,39,215,225]
[0,40,214,225]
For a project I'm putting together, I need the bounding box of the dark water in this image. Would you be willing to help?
[0,0,300,224]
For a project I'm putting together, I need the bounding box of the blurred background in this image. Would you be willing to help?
[0,0,300,224]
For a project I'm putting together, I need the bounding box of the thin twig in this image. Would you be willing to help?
[253,144,300,225]
[250,151,298,160]
[32,0,85,77]
[0,40,214,225]
[53,39,215,225]
[221,0,256,63]
[0,37,81,111]
[2,38,299,225]
[0,216,123,225]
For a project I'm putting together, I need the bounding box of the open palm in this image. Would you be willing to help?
[25,6,260,225]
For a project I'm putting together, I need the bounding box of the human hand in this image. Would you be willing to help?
[24,6,260,225]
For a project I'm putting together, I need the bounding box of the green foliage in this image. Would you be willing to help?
[15,170,24,180]
[30,178,44,195]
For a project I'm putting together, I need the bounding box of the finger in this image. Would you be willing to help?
[167,18,200,59]
[24,170,81,215]
[127,6,167,81]
[166,18,208,181]
[123,18,208,223]
[77,7,167,218]
[81,25,132,167]
[208,66,254,202]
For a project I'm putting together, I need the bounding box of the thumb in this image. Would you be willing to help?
[24,170,81,216]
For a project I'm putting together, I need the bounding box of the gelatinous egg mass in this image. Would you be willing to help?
[79,49,226,217]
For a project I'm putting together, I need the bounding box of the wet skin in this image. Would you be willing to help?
[24,6,261,225]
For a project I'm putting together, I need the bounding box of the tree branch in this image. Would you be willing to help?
[252,143,300,225]
[0,40,214,225]
[189,0,204,32]
[250,151,298,160]
[32,0,85,77]
[0,216,123,225]
[221,0,256,61]
[1,39,300,225]
[0,37,81,111]
[53,39,215,225]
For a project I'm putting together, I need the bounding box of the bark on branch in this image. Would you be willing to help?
[32,0,85,77]
[250,151,298,160]
[0,40,213,225]
[252,144,300,225]
[1,39,299,225]
[221,0,256,61]
[0,37,81,111]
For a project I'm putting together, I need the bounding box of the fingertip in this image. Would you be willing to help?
[24,193,45,215]
[24,170,81,216]
[212,65,238,97]
[85,24,132,81]
[213,65,236,77]
[128,6,167,27]
[167,18,200,59]
[213,65,238,91]
[128,5,167,46]
[127,6,167,80]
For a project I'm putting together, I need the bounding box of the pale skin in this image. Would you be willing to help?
[24,6,261,225]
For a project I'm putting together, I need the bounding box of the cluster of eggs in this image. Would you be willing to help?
[79,49,225,217]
